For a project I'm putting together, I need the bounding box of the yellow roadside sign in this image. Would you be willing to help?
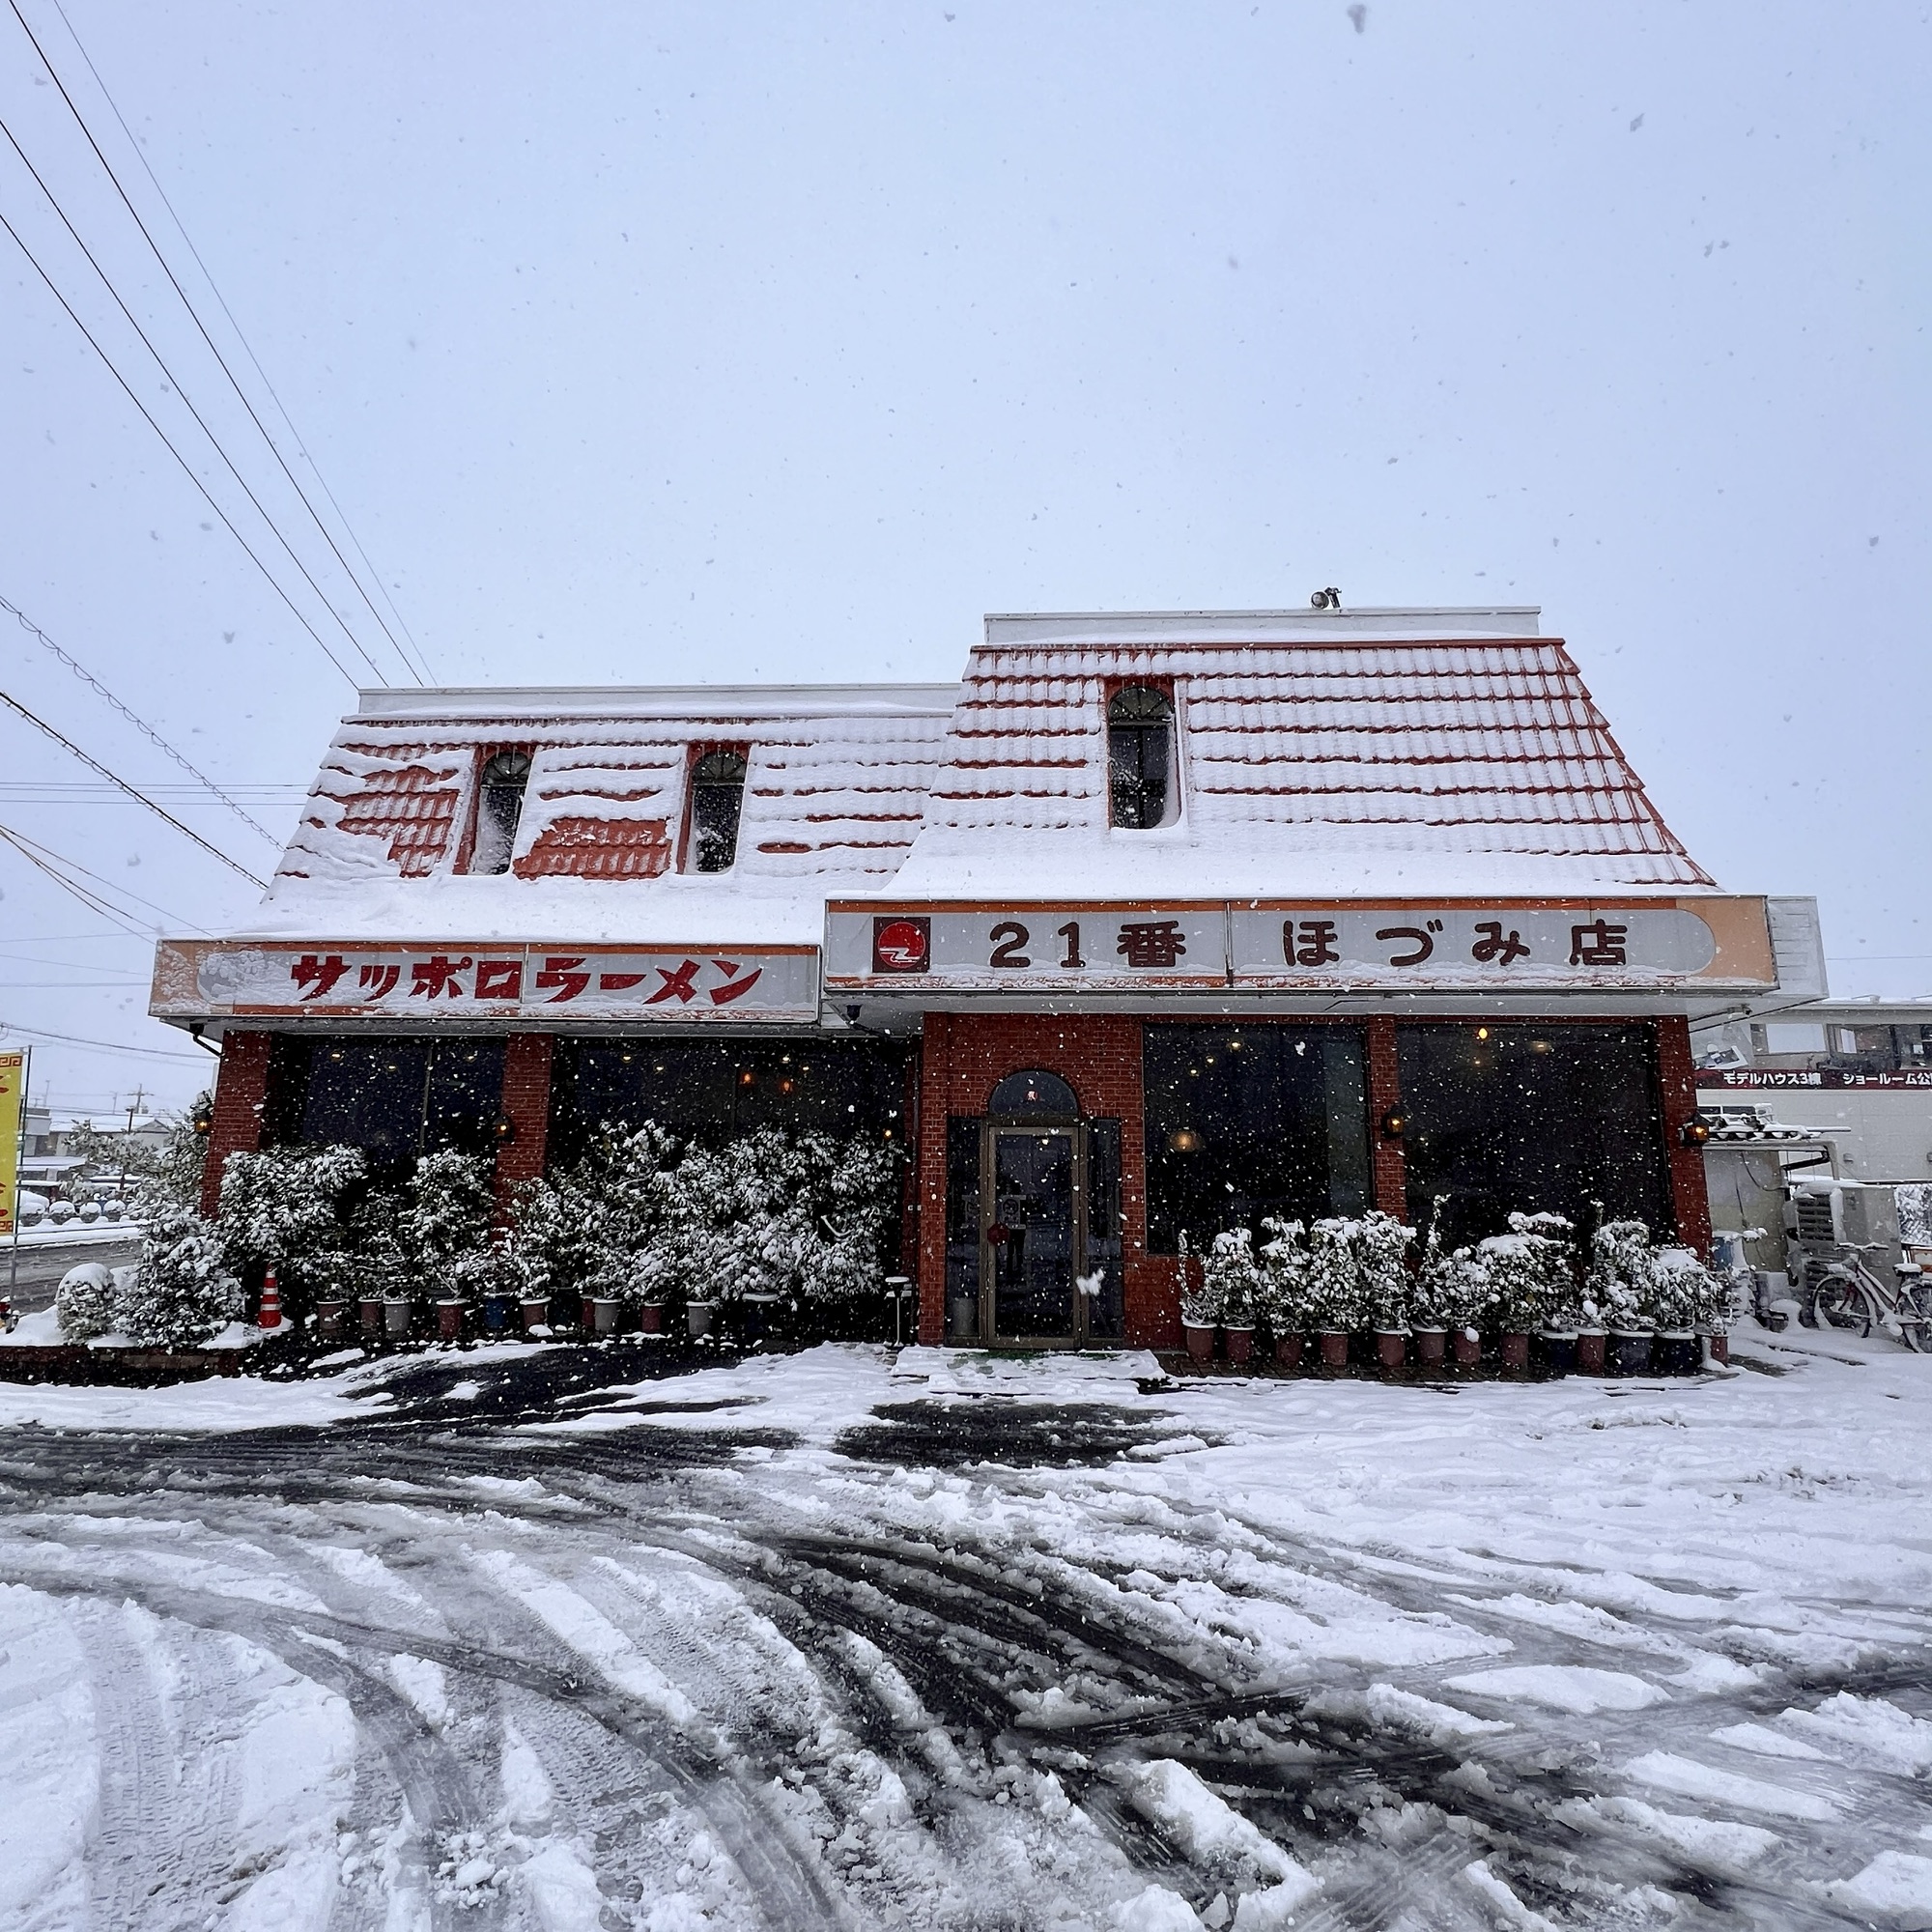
[0,1049,22,1241]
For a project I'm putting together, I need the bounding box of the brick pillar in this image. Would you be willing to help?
[1366,1014,1406,1219]
[200,1030,272,1218]
[495,1033,553,1216]
[1657,1014,1712,1254]
[916,1013,950,1342]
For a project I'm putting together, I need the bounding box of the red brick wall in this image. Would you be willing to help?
[200,1030,272,1218]
[495,1033,554,1216]
[1657,1013,1713,1255]
[915,1012,1170,1345]
[1365,1015,1407,1220]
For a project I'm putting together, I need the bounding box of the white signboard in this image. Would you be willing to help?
[153,941,819,1022]
[1228,906,1719,989]
[824,906,1227,990]
[826,898,1774,994]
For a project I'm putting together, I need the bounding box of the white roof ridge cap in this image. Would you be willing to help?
[355,681,965,718]
[980,608,1545,644]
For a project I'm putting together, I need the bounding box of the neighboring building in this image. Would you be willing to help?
[151,606,1824,1348]
[1693,999,1932,1280]
[1694,999,1932,1182]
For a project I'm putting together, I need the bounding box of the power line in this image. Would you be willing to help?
[0,1016,208,1062]
[0,682,268,887]
[0,111,397,688]
[9,0,430,687]
[0,589,281,846]
[42,0,433,686]
[0,815,202,935]
[0,202,361,690]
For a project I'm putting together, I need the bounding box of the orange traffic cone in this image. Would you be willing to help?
[259,1269,282,1329]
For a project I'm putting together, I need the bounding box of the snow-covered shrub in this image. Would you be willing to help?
[1256,1217,1316,1333]
[1646,1245,1728,1331]
[54,1261,119,1341]
[1412,1200,1481,1331]
[399,1150,498,1301]
[1304,1218,1366,1330]
[217,1145,369,1296]
[1477,1211,1577,1332]
[120,1205,242,1347]
[1202,1228,1260,1329]
[1585,1218,1655,1329]
[1178,1233,1222,1326]
[1352,1209,1416,1330]
[501,1122,898,1334]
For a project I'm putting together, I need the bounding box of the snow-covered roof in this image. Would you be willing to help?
[230,610,1715,946]
[252,684,958,947]
[888,613,1712,900]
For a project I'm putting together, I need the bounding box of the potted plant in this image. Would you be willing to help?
[1353,1209,1415,1370]
[1178,1233,1222,1364]
[1306,1218,1363,1367]
[1477,1210,1576,1374]
[1646,1245,1721,1373]
[1258,1217,1311,1368]
[1589,1218,1656,1376]
[1205,1229,1260,1366]
[1409,1200,1460,1366]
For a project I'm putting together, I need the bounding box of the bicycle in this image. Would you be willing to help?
[1804,1243,1931,1352]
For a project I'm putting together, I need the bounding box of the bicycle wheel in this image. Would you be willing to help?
[1900,1289,1931,1353]
[1813,1280,1874,1339]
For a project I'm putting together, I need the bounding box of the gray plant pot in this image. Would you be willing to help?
[383,1296,412,1340]
[948,1295,979,1341]
[686,1300,717,1341]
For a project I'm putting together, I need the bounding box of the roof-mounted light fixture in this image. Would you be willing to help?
[1309,586,1343,610]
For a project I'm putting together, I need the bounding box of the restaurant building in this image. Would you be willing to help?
[152,607,1824,1348]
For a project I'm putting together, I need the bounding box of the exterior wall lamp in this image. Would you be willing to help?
[1379,1106,1406,1141]
[1679,1114,1714,1149]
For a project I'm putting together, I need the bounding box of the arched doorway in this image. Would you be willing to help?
[977,1068,1122,1345]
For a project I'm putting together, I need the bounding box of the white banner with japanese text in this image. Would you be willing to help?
[825,897,1777,993]
[152,941,819,1022]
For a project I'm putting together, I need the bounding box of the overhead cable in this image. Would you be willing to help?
[0,814,205,927]
[0,819,166,938]
[42,0,432,685]
[0,201,360,690]
[0,1013,208,1062]
[11,0,431,686]
[0,114,397,688]
[0,589,281,846]
[0,683,269,887]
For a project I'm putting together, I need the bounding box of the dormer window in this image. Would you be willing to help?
[688,749,748,872]
[1107,685,1175,829]
[467,751,530,874]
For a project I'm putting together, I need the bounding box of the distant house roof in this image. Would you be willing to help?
[238,608,1715,944]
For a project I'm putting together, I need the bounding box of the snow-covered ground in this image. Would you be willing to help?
[0,1331,1927,1930]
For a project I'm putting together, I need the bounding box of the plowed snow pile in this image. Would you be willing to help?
[0,1326,1924,1929]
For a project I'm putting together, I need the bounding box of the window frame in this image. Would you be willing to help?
[678,741,752,874]
[458,745,533,875]
[1103,677,1179,831]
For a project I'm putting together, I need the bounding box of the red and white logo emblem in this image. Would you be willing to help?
[872,916,930,974]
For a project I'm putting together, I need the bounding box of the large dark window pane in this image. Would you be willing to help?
[1144,1025,1370,1253]
[548,1037,910,1165]
[1397,1023,1668,1249]
[268,1036,507,1178]
[946,1117,980,1309]
[295,1037,430,1176]
[1085,1118,1124,1339]
[426,1038,506,1152]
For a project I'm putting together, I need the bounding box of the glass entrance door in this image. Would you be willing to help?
[986,1127,1081,1341]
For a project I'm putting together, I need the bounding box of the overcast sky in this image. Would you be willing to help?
[2,1,1926,1115]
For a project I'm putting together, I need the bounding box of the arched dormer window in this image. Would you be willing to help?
[687,749,748,873]
[467,750,530,874]
[1106,684,1174,829]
